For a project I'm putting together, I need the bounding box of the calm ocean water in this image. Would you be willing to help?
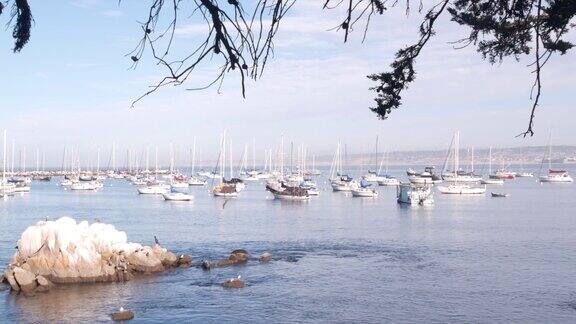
[1,165,576,323]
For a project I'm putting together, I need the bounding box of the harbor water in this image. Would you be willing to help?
[1,166,576,323]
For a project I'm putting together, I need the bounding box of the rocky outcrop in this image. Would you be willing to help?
[2,217,191,295]
[201,249,249,270]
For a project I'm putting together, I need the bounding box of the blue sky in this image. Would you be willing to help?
[0,0,574,167]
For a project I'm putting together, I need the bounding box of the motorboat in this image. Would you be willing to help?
[331,175,357,192]
[0,180,16,196]
[351,183,378,198]
[407,166,442,184]
[70,181,98,191]
[540,169,574,183]
[491,192,508,198]
[138,180,170,194]
[162,192,194,201]
[363,171,384,183]
[376,175,399,186]
[481,178,504,185]
[266,182,310,201]
[188,176,207,186]
[170,180,189,189]
[396,183,434,205]
[490,170,516,180]
[300,179,319,196]
[437,184,486,194]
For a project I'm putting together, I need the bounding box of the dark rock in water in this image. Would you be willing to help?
[177,255,192,268]
[202,250,249,270]
[111,308,134,321]
[286,256,299,263]
[229,250,249,263]
[222,277,245,289]
[259,252,272,263]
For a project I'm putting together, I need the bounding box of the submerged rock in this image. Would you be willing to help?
[259,252,272,263]
[2,217,191,295]
[222,276,245,289]
[111,307,134,321]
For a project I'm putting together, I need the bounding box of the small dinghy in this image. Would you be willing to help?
[491,192,508,198]
[163,192,194,201]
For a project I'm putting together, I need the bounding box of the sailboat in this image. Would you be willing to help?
[363,136,384,182]
[516,160,534,178]
[376,149,400,186]
[212,133,239,197]
[438,131,486,194]
[539,131,573,183]
[188,137,207,186]
[441,137,482,183]
[329,142,357,191]
[481,147,504,185]
[0,130,16,197]
[351,181,379,197]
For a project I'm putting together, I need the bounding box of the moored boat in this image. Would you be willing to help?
[162,192,194,201]
[396,183,434,205]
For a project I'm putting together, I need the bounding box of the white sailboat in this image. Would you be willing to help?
[188,137,207,186]
[539,131,573,183]
[481,147,504,185]
[376,149,400,186]
[351,183,378,197]
[329,141,357,192]
[212,133,239,197]
[438,131,486,194]
[0,130,16,197]
[163,191,194,201]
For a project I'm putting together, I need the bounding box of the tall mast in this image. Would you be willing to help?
[280,135,284,177]
[454,131,459,177]
[97,146,100,173]
[488,146,492,175]
[548,129,552,170]
[229,140,233,178]
[10,140,15,174]
[62,146,67,173]
[192,136,196,174]
[145,146,150,171]
[111,141,116,171]
[2,130,7,182]
[471,146,474,173]
[23,147,26,173]
[252,138,256,171]
[169,142,174,174]
[375,135,379,171]
[36,148,40,172]
[155,146,159,174]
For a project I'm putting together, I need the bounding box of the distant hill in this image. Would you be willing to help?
[313,146,576,167]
